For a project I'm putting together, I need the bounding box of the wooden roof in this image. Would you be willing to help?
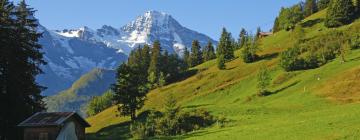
[17,112,90,127]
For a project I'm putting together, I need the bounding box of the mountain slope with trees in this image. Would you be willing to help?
[86,8,360,139]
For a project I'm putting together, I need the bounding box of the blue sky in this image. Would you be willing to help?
[13,0,301,39]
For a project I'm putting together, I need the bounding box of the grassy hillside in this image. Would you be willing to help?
[46,68,116,116]
[86,10,360,140]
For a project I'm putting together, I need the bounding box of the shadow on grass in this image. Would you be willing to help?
[272,81,300,95]
[182,104,213,109]
[260,81,300,97]
[168,69,198,83]
[86,121,131,140]
[259,52,279,60]
[301,19,323,27]
[350,55,360,61]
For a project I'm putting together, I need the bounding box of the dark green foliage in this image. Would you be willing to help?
[325,0,355,28]
[217,54,226,70]
[317,0,331,10]
[353,0,360,15]
[0,1,46,139]
[277,4,304,31]
[190,40,203,67]
[183,47,191,68]
[241,36,259,63]
[255,27,262,41]
[86,91,115,116]
[202,41,216,61]
[280,30,349,71]
[129,95,217,138]
[238,28,248,48]
[350,34,360,49]
[217,28,235,61]
[305,0,318,17]
[273,17,281,33]
[279,47,305,71]
[148,40,162,87]
[112,64,148,120]
[257,65,272,96]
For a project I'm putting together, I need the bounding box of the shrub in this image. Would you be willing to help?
[130,108,218,138]
[350,35,360,49]
[279,47,305,71]
[325,0,355,28]
[130,121,148,140]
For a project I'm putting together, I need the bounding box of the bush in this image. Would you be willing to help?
[241,45,259,63]
[130,108,218,139]
[130,121,148,140]
[279,47,305,71]
[324,0,355,28]
[350,35,360,49]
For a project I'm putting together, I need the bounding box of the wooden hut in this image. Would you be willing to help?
[17,112,90,140]
[258,32,273,38]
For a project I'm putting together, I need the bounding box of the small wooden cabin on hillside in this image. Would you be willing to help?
[258,32,273,38]
[17,112,90,140]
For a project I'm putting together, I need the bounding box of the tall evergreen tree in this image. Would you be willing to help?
[273,17,280,33]
[202,41,216,61]
[141,44,151,72]
[255,27,262,41]
[112,64,148,120]
[217,54,226,70]
[217,28,234,61]
[0,1,46,139]
[190,40,202,67]
[148,40,162,87]
[278,4,304,31]
[305,0,318,17]
[325,0,355,28]
[238,28,247,48]
[183,47,190,68]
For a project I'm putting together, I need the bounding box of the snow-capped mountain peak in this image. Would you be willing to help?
[38,11,216,95]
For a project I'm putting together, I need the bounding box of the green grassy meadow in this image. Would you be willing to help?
[86,10,360,140]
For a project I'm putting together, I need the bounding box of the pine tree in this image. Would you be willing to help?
[217,54,226,70]
[278,4,304,31]
[190,40,202,67]
[242,35,259,63]
[159,50,170,84]
[239,28,247,48]
[112,63,148,120]
[255,27,262,41]
[325,0,355,28]
[0,1,46,139]
[148,40,162,87]
[305,0,318,17]
[202,41,216,61]
[141,44,151,71]
[183,47,190,68]
[217,28,234,61]
[273,17,280,33]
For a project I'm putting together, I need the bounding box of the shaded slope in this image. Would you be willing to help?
[46,68,116,117]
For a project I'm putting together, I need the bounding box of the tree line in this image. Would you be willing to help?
[0,0,46,139]
[273,0,360,32]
